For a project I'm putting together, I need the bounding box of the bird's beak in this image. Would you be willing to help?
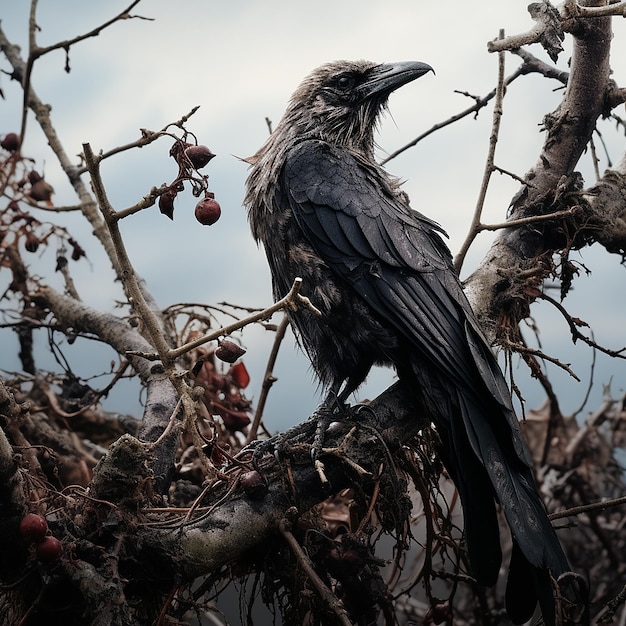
[359,61,434,99]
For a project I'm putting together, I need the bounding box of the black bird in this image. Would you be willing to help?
[244,60,570,624]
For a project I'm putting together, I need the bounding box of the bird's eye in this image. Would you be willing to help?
[335,74,356,91]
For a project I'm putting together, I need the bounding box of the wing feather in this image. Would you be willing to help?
[283,139,497,403]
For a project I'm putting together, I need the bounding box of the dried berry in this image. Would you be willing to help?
[194,195,221,226]
[158,188,178,220]
[35,536,63,562]
[229,362,250,389]
[29,179,54,203]
[240,470,267,500]
[24,231,40,253]
[184,145,215,169]
[1,133,19,152]
[215,339,246,363]
[28,170,43,184]
[69,238,86,261]
[19,513,48,543]
[55,255,68,271]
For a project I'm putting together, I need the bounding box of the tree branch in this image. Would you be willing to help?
[464,5,613,343]
[139,381,426,580]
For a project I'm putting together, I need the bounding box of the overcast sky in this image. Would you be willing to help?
[1,1,625,429]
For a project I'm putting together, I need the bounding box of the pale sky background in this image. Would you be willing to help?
[1,1,625,430]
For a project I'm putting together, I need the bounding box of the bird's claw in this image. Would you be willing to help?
[310,397,350,484]
[310,400,348,458]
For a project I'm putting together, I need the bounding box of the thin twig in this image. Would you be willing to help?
[246,313,290,443]
[82,143,173,364]
[19,0,145,152]
[454,30,507,274]
[503,339,581,380]
[539,291,626,359]
[279,517,353,626]
[562,0,626,19]
[74,107,201,178]
[478,206,581,232]
[82,142,208,468]
[161,278,320,362]
[549,494,626,521]
[150,397,183,449]
[381,64,525,166]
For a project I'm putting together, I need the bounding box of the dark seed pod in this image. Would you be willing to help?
[158,188,178,220]
[29,179,54,203]
[169,140,192,160]
[28,170,43,184]
[215,339,246,363]
[184,145,215,169]
[24,231,40,253]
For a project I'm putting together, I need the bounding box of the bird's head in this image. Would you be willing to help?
[284,59,433,152]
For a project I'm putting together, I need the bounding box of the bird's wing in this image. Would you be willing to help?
[283,139,513,416]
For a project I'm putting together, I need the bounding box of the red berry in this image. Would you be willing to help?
[19,513,48,543]
[215,339,246,363]
[184,145,215,169]
[195,196,221,226]
[1,133,19,152]
[35,536,63,562]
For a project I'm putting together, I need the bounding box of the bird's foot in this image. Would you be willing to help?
[310,397,350,484]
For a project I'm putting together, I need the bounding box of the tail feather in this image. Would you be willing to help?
[507,542,557,625]
[455,391,568,576]
[417,363,570,625]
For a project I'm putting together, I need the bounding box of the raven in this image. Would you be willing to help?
[245,60,571,624]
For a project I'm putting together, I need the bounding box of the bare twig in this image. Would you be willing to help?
[478,206,581,232]
[562,0,626,19]
[279,517,353,626]
[503,339,581,380]
[454,30,507,274]
[74,107,201,178]
[539,291,626,359]
[160,278,319,362]
[381,65,525,166]
[82,143,172,363]
[246,313,290,443]
[20,1,146,153]
[549,494,626,521]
